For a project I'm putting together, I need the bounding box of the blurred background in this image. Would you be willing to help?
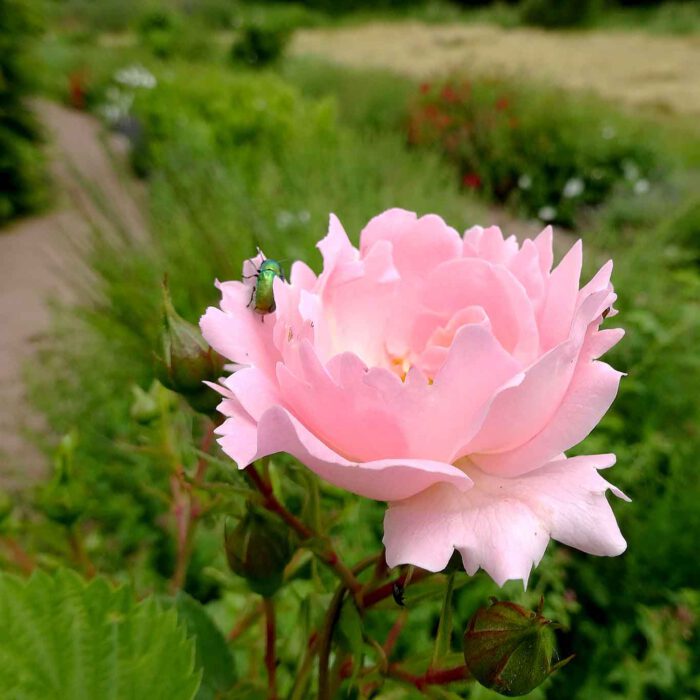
[1,0,699,697]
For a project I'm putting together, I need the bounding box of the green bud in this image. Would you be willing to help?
[224,507,296,598]
[155,282,225,414]
[463,599,572,697]
[130,384,161,424]
[39,431,85,526]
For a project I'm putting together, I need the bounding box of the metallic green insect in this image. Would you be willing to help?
[246,250,286,318]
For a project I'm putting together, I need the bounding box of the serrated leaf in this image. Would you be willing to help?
[174,592,237,700]
[0,568,201,700]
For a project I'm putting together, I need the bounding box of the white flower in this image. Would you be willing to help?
[99,87,134,125]
[298,210,311,224]
[563,177,585,199]
[114,65,157,90]
[518,174,532,190]
[537,206,557,222]
[634,179,650,195]
[601,125,616,140]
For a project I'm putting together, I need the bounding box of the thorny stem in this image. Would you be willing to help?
[246,463,364,603]
[263,597,278,700]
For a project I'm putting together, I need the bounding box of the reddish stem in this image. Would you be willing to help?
[263,597,277,700]
[0,536,36,575]
[384,609,408,657]
[245,464,364,601]
[170,420,217,592]
[387,663,471,690]
[228,601,263,642]
[362,568,431,608]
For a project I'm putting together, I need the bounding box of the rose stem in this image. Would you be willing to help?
[245,463,364,602]
[170,418,217,592]
[263,596,278,700]
[386,663,471,690]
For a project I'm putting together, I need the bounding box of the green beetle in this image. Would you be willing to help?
[246,250,286,318]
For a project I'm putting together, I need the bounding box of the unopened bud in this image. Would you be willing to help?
[155,282,225,414]
[463,599,572,697]
[130,384,160,424]
[224,507,295,598]
[39,431,86,526]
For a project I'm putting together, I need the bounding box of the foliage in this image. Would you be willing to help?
[0,568,201,699]
[136,7,214,61]
[520,0,603,28]
[408,76,662,227]
[127,63,334,175]
[230,18,292,67]
[0,0,46,223]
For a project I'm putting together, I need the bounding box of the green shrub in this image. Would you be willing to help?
[0,0,46,224]
[230,19,291,67]
[520,0,603,28]
[128,63,335,175]
[50,0,145,32]
[407,77,661,227]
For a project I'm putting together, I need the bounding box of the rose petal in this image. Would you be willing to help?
[200,282,279,376]
[539,239,582,351]
[472,356,623,475]
[384,454,626,585]
[248,405,472,501]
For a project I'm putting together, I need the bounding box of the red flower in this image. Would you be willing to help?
[462,172,482,189]
[420,82,431,94]
[441,85,457,103]
[495,96,510,111]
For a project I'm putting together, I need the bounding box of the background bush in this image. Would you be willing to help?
[408,77,661,227]
[520,0,603,27]
[0,0,46,223]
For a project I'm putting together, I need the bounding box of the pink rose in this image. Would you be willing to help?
[201,209,627,585]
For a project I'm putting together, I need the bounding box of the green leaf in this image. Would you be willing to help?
[174,592,237,700]
[0,569,201,700]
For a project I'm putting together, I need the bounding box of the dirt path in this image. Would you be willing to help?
[0,101,147,489]
[292,22,700,116]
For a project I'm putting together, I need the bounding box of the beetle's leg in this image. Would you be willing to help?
[247,285,256,309]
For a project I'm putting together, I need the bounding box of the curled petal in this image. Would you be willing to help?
[384,454,626,586]
[248,406,472,501]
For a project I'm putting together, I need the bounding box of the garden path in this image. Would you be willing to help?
[292,21,700,116]
[0,100,147,489]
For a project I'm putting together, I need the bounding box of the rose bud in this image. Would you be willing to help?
[463,599,572,697]
[156,283,225,415]
[224,507,295,598]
